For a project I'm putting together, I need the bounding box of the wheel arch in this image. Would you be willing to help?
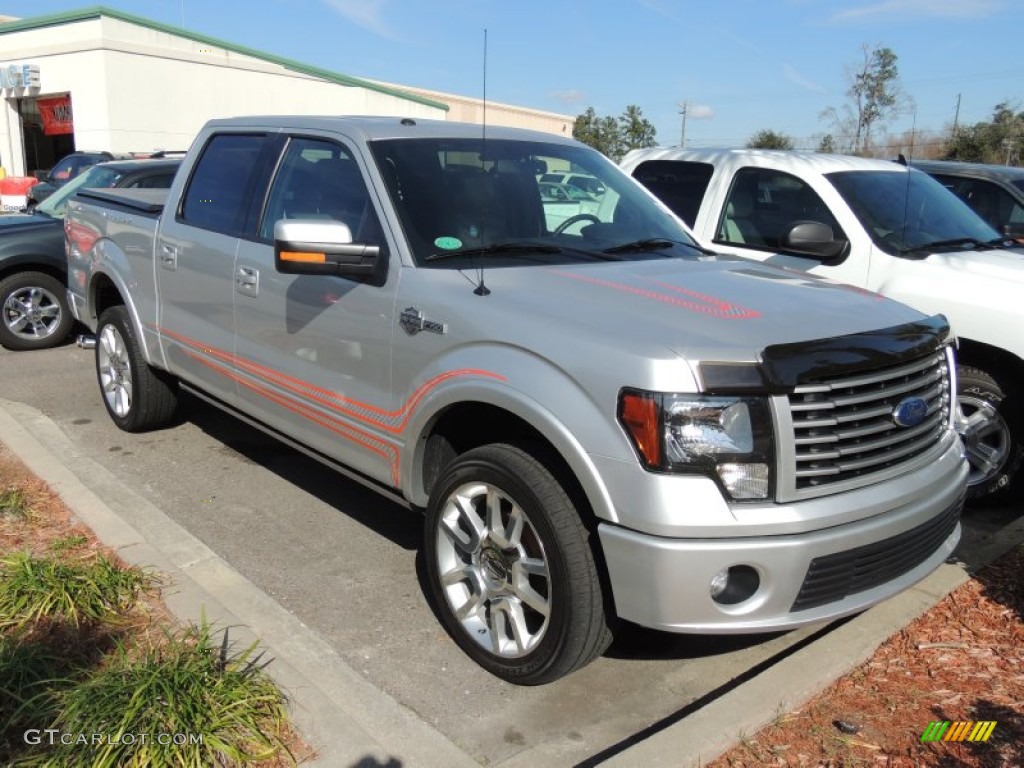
[407,393,620,528]
[956,337,1024,390]
[88,268,159,366]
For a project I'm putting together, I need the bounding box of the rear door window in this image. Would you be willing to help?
[179,134,271,236]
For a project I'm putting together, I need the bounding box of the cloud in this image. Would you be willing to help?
[783,63,827,93]
[830,0,1002,22]
[550,89,588,106]
[322,0,397,39]
[687,104,715,120]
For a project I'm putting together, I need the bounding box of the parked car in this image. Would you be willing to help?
[0,157,180,350]
[622,147,1024,502]
[67,116,965,684]
[538,171,606,197]
[28,151,115,204]
[911,159,1024,243]
[538,181,601,230]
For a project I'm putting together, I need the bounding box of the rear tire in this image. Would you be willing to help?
[958,365,1023,504]
[424,443,612,685]
[0,271,73,351]
[95,305,178,432]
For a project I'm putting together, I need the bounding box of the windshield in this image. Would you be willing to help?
[368,137,699,266]
[36,165,125,218]
[1013,179,1024,195]
[827,169,1000,255]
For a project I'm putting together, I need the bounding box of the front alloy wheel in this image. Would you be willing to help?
[435,481,552,658]
[425,443,611,685]
[957,366,1023,503]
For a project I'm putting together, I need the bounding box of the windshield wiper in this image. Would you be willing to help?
[425,242,562,262]
[603,238,711,256]
[899,237,988,256]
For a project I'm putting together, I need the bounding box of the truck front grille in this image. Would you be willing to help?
[791,488,963,611]
[784,348,952,494]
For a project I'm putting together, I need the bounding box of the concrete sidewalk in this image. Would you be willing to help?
[2,396,1021,767]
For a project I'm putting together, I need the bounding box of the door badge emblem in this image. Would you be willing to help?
[400,307,447,336]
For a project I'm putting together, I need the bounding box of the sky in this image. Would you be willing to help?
[6,0,1024,153]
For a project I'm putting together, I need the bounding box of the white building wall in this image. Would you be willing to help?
[0,15,446,175]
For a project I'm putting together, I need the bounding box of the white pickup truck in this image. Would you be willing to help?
[623,148,1024,503]
[66,119,966,683]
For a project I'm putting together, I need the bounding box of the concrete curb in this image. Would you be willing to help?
[0,399,480,768]
[3,395,1021,768]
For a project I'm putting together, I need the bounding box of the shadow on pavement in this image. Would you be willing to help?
[180,391,422,552]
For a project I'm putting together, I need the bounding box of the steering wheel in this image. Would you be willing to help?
[554,213,601,235]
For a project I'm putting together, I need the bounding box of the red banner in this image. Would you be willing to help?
[37,96,73,136]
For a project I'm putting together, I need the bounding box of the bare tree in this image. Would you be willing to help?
[821,44,913,154]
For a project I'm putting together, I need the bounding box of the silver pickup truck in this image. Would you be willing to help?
[67,116,967,684]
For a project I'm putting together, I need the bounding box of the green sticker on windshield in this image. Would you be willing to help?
[434,236,463,250]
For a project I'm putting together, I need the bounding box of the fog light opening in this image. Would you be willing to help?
[709,565,760,605]
[717,462,769,500]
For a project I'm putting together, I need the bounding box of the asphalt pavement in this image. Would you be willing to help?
[1,341,1022,767]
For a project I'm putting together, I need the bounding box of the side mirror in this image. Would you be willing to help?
[1003,223,1024,241]
[274,219,381,277]
[781,220,848,262]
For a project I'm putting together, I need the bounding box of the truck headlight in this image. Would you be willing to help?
[618,390,773,500]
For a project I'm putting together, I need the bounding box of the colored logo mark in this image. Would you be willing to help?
[921,721,996,743]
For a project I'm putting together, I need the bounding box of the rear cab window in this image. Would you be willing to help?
[631,160,712,227]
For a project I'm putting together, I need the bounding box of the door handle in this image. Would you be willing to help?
[159,243,178,269]
[236,266,259,287]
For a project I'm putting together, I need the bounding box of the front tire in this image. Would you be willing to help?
[958,366,1023,503]
[424,443,611,685]
[96,306,178,432]
[0,271,73,351]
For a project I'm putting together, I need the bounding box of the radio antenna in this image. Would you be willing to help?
[474,28,491,296]
[898,111,916,251]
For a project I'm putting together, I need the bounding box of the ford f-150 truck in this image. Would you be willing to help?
[67,117,966,684]
[623,148,1024,503]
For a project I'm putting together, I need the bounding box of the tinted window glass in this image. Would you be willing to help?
[632,160,713,226]
[181,134,268,235]
[260,137,381,243]
[370,137,698,266]
[828,169,998,253]
[725,168,843,250]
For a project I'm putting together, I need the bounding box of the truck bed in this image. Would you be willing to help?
[75,187,168,216]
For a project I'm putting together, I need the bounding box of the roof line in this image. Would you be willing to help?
[0,5,449,112]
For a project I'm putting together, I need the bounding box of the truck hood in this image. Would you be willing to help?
[0,212,59,234]
[925,246,1024,283]
[477,256,929,363]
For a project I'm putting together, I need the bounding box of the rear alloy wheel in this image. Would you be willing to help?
[0,271,73,350]
[96,306,178,432]
[958,366,1023,503]
[425,443,611,685]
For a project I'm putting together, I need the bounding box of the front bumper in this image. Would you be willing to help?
[598,438,966,632]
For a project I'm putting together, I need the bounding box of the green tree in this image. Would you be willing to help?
[821,44,912,154]
[945,102,1024,164]
[619,105,657,155]
[746,129,794,149]
[817,134,837,153]
[574,105,656,161]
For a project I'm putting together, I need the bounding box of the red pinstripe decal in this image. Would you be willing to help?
[181,348,401,484]
[549,270,760,319]
[153,324,507,487]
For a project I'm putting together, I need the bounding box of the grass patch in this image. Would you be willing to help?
[49,535,89,553]
[19,620,293,767]
[0,552,155,632]
[0,486,31,519]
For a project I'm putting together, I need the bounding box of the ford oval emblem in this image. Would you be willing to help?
[892,397,929,428]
